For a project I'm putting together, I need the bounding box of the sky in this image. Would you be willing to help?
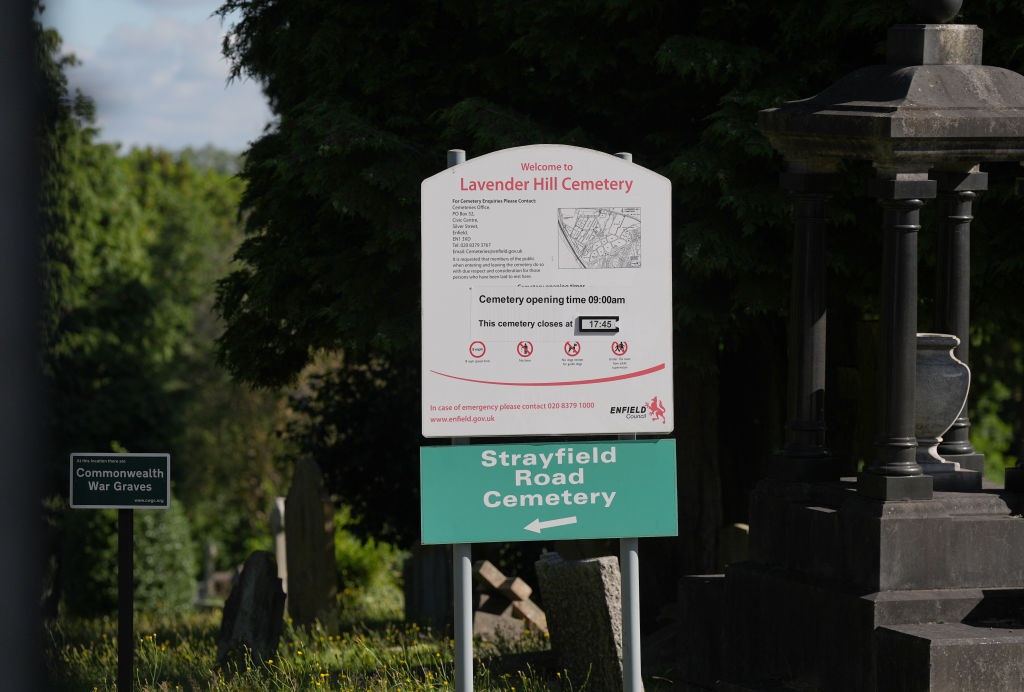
[42,0,274,153]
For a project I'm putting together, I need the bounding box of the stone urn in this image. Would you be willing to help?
[915,333,970,468]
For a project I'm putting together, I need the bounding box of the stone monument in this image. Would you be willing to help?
[677,2,1024,689]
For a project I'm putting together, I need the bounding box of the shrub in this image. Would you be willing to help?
[134,497,198,615]
[61,495,198,616]
[333,506,407,622]
[61,508,119,616]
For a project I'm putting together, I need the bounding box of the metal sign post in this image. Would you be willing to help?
[118,508,134,691]
[620,536,641,691]
[70,452,170,691]
[444,149,476,692]
[453,542,473,692]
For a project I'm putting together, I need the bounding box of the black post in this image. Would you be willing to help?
[933,170,987,471]
[118,509,134,691]
[860,174,935,500]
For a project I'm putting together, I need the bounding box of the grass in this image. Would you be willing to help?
[43,610,591,691]
[44,531,674,689]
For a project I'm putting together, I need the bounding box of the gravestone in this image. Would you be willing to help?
[217,551,285,666]
[284,459,337,628]
[535,551,624,692]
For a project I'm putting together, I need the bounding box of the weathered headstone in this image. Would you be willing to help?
[284,459,337,628]
[535,551,625,692]
[217,551,285,666]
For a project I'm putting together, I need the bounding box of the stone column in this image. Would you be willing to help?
[932,169,987,472]
[776,168,839,480]
[1010,174,1024,492]
[860,172,935,500]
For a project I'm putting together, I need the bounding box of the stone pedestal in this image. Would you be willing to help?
[701,479,1024,691]
[876,623,1024,691]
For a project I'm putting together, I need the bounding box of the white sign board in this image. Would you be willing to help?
[421,145,673,437]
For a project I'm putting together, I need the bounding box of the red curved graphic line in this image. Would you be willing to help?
[428,363,665,387]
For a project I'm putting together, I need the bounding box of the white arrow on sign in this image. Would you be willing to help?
[524,516,578,534]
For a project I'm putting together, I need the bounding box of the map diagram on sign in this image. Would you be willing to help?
[558,207,641,269]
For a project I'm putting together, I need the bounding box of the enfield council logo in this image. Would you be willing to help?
[608,395,668,424]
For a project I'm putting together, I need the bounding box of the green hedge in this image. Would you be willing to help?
[61,495,197,617]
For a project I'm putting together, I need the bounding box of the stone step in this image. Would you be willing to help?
[870,586,1024,628]
[876,622,1024,692]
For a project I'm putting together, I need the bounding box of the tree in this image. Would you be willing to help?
[116,147,292,569]
[285,356,420,543]
[215,0,1024,562]
[37,13,197,610]
[61,497,198,617]
[37,11,293,589]
[40,132,195,496]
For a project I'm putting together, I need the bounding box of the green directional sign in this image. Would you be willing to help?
[70,453,170,509]
[420,439,677,544]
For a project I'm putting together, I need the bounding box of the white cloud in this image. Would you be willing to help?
[61,7,271,152]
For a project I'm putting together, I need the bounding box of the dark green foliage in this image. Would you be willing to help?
[215,0,1024,542]
[333,506,406,621]
[287,358,420,543]
[36,9,289,587]
[40,137,198,497]
[211,0,968,389]
[61,498,197,617]
[37,142,280,569]
[135,500,199,616]
[212,1,782,384]
[60,510,119,616]
[177,374,287,570]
